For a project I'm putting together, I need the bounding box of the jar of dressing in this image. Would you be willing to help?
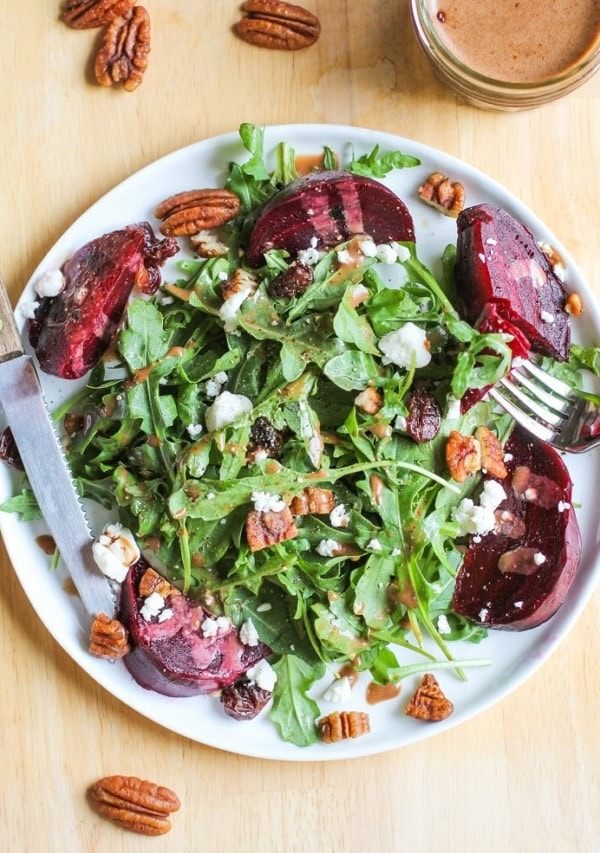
[409,0,600,109]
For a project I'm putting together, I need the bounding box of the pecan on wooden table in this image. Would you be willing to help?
[234,0,321,50]
[89,775,180,836]
[95,5,151,92]
[61,0,134,29]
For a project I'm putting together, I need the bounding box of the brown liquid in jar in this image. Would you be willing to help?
[431,0,600,83]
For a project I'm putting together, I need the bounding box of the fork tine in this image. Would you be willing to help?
[509,367,570,415]
[517,358,573,399]
[498,376,567,426]
[488,387,555,443]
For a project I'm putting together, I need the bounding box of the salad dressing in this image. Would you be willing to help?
[366,681,402,704]
[430,0,600,82]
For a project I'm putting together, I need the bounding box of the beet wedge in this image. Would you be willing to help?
[120,559,270,697]
[452,426,581,630]
[455,204,570,361]
[245,170,415,267]
[29,222,177,379]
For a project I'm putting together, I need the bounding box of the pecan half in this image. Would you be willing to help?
[475,425,507,479]
[94,6,151,92]
[89,613,131,660]
[246,506,299,551]
[317,711,370,743]
[89,775,180,836]
[61,0,134,28]
[235,0,321,50]
[190,228,230,258]
[445,430,481,482]
[418,172,465,218]
[404,674,454,722]
[290,486,335,516]
[154,189,241,237]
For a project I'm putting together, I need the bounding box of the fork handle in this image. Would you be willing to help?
[0,273,25,363]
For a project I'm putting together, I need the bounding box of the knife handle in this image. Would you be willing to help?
[0,273,25,363]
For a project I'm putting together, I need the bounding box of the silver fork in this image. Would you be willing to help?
[488,358,600,453]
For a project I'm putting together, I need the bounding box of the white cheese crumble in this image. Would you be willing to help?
[205,371,228,398]
[296,246,321,265]
[336,248,354,265]
[533,552,546,565]
[140,592,165,621]
[358,238,377,257]
[540,310,555,324]
[557,500,571,512]
[514,601,523,609]
[204,391,253,432]
[478,608,489,622]
[391,242,411,262]
[378,322,431,369]
[158,608,174,623]
[251,491,285,513]
[391,547,401,556]
[322,675,353,703]
[478,253,486,263]
[20,300,40,319]
[367,538,383,551]
[246,659,277,692]
[256,602,272,613]
[239,618,260,647]
[445,395,462,421]
[35,268,64,298]
[187,423,203,438]
[201,615,231,638]
[330,504,350,528]
[375,244,399,264]
[394,415,407,431]
[317,538,339,557]
[92,523,140,583]
[479,479,506,509]
[452,499,496,537]
[437,614,452,635]
[218,286,253,333]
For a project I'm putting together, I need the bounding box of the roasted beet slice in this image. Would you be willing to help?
[29,223,178,379]
[455,204,570,360]
[452,426,581,630]
[120,559,270,697]
[245,170,415,266]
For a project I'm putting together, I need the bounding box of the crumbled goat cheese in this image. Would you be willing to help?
[330,504,350,528]
[534,552,546,566]
[394,415,407,431]
[391,242,411,262]
[92,523,140,583]
[251,491,286,513]
[375,243,399,264]
[246,659,277,692]
[367,538,383,551]
[201,615,232,638]
[452,499,496,537]
[479,479,506,509]
[317,538,339,557]
[557,500,571,512]
[391,547,401,556]
[35,268,64,298]
[218,285,253,333]
[478,253,486,263]
[504,453,514,462]
[378,322,431,369]
[336,248,354,265]
[20,300,40,319]
[296,246,321,265]
[437,614,452,635]
[240,618,260,647]
[140,592,165,621]
[204,391,253,432]
[540,310,555,324]
[322,675,353,703]
[514,601,523,609]
[358,238,377,257]
[445,395,462,421]
[478,608,489,622]
[205,371,228,398]
[256,602,272,613]
[157,608,174,623]
[187,423,203,438]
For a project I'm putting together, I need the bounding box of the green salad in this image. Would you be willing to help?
[5,124,595,747]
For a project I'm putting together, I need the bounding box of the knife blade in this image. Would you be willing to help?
[0,274,115,618]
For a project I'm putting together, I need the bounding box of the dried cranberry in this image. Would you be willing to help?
[0,427,24,470]
[220,678,272,720]
[405,388,442,442]
[249,417,286,457]
[268,261,313,299]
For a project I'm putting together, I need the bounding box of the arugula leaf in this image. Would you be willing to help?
[349,144,421,178]
[270,655,324,747]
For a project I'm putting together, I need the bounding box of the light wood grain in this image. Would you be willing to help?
[1,2,599,851]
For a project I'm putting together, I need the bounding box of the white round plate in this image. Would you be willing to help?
[1,125,599,761]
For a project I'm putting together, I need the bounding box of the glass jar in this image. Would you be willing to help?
[409,0,600,110]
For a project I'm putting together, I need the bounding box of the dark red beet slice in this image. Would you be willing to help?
[455,204,570,361]
[29,223,178,379]
[452,426,581,630]
[245,170,415,267]
[120,559,270,697]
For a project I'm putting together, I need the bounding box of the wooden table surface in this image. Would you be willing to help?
[1,3,599,851]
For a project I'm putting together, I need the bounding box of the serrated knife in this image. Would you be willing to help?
[0,274,115,618]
